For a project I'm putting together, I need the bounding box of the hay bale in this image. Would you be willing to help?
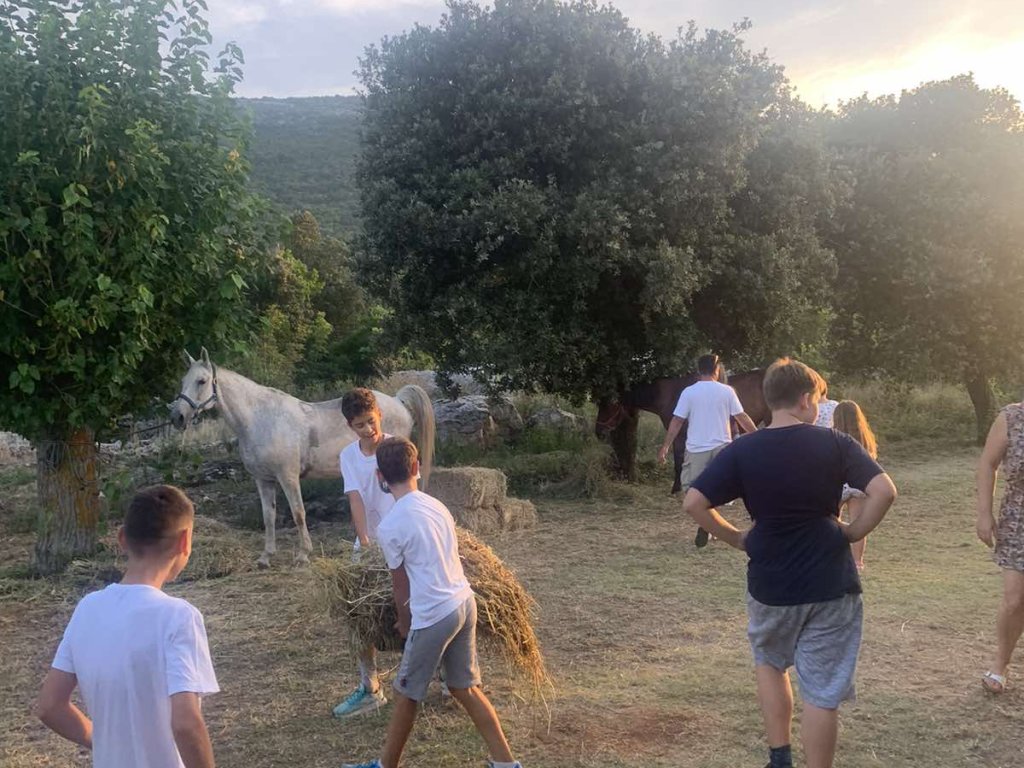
[497,498,538,531]
[448,498,538,535]
[311,528,549,694]
[448,505,500,535]
[430,467,508,509]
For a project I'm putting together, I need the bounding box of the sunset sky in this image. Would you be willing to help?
[206,0,1024,107]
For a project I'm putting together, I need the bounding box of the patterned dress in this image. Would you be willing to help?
[995,403,1024,572]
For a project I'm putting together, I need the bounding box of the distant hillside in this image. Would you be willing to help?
[238,95,363,236]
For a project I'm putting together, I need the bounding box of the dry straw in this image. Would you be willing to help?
[311,527,550,695]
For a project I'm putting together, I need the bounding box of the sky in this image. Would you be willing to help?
[206,0,1024,107]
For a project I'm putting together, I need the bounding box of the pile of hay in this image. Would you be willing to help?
[63,515,254,589]
[430,467,538,534]
[311,527,549,694]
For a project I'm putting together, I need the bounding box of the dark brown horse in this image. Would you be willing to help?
[595,369,768,492]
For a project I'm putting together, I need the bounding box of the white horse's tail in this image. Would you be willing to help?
[397,384,436,490]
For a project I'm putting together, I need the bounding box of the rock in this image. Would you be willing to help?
[527,407,581,432]
[434,396,523,445]
[0,431,35,464]
[383,370,444,401]
[434,397,496,444]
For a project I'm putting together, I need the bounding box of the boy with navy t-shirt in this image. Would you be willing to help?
[684,358,897,768]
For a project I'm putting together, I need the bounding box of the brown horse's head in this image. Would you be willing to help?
[595,400,628,438]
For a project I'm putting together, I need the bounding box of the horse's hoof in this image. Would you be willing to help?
[294,552,310,567]
[257,556,271,569]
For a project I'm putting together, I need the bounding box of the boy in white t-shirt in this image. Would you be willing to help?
[658,354,758,547]
[36,485,219,768]
[341,437,522,768]
[333,387,394,719]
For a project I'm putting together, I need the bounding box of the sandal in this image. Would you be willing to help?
[982,670,1007,693]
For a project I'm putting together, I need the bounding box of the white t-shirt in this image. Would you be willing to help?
[672,380,745,453]
[816,399,839,428]
[339,434,395,543]
[377,490,474,630]
[51,584,219,768]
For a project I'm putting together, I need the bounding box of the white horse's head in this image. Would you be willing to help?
[171,348,218,430]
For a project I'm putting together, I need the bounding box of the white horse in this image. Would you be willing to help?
[169,348,435,567]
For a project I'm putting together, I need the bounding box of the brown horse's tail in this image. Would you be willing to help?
[396,384,435,490]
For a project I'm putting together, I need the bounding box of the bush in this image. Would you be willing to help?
[830,379,976,446]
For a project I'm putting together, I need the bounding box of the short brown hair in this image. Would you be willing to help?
[697,353,720,376]
[341,387,378,423]
[376,437,418,485]
[123,485,194,555]
[762,357,827,410]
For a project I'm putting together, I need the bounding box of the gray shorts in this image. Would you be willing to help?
[746,592,863,709]
[680,445,725,491]
[394,596,480,701]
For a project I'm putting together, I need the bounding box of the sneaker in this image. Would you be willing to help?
[694,527,710,548]
[341,761,382,768]
[332,684,386,719]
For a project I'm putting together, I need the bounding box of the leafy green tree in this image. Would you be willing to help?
[828,76,1024,440]
[357,0,833,403]
[0,0,262,572]
[244,245,332,390]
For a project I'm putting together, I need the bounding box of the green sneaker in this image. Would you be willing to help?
[332,684,386,719]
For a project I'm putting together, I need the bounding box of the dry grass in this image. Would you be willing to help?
[310,528,550,695]
[2,445,1024,767]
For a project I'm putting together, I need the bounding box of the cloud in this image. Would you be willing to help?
[208,0,1024,104]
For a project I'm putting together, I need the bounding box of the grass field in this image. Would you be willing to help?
[1,422,1023,767]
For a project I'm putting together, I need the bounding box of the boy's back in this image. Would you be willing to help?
[376,490,472,630]
[694,423,882,606]
[52,584,218,768]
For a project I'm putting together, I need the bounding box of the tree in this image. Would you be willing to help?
[357,0,833,405]
[0,0,263,572]
[828,76,1024,440]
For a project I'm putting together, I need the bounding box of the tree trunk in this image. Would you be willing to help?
[33,427,102,575]
[608,408,640,482]
[965,375,996,446]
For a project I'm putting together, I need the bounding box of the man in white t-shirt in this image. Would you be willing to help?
[37,485,219,768]
[658,354,758,547]
[341,438,522,768]
[334,388,395,719]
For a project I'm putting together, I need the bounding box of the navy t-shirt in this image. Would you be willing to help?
[691,424,884,606]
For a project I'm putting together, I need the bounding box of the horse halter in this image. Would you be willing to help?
[595,402,626,431]
[173,363,219,423]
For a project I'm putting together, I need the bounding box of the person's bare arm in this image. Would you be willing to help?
[735,412,757,434]
[391,565,412,638]
[843,473,897,542]
[977,411,1008,547]
[659,416,686,463]
[171,692,215,768]
[36,669,92,749]
[683,488,746,550]
[347,491,371,547]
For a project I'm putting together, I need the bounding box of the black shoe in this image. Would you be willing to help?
[694,527,710,548]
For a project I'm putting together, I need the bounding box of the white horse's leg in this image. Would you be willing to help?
[278,473,313,564]
[255,477,278,569]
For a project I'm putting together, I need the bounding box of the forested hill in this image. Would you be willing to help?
[238,95,363,236]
